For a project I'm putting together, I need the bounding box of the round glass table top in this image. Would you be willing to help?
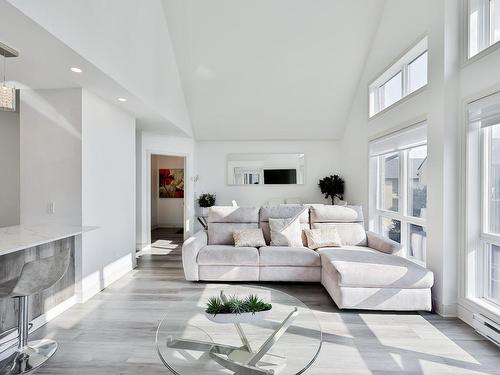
[156,285,322,375]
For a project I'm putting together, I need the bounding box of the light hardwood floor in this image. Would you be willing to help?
[31,230,500,374]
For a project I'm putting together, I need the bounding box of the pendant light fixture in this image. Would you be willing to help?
[0,42,18,112]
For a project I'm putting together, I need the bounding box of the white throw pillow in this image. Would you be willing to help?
[304,227,342,250]
[269,217,303,247]
[233,229,266,248]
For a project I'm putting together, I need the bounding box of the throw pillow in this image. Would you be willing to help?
[304,227,342,250]
[269,217,303,247]
[233,229,266,248]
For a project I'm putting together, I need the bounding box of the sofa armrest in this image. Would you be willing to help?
[366,231,403,256]
[182,230,208,281]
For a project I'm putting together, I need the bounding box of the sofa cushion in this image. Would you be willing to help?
[318,246,433,289]
[260,205,310,245]
[197,245,259,266]
[233,229,266,248]
[312,223,367,246]
[208,206,260,223]
[207,206,260,245]
[304,227,342,250]
[259,246,321,267]
[208,223,259,245]
[269,217,303,247]
[310,205,364,223]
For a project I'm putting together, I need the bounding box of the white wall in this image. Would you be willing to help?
[9,0,192,136]
[19,89,82,226]
[151,154,185,228]
[80,90,136,302]
[0,105,20,227]
[137,132,196,248]
[338,0,462,316]
[196,140,341,207]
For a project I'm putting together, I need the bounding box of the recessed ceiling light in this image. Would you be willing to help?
[70,67,83,73]
[118,97,127,102]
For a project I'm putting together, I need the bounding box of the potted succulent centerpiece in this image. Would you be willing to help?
[197,193,216,217]
[205,292,272,324]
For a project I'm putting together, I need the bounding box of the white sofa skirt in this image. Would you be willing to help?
[321,266,432,311]
[198,265,259,281]
[259,266,321,282]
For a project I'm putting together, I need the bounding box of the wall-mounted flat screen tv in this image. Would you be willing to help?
[263,169,297,184]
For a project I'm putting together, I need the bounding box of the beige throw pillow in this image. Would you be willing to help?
[233,229,266,248]
[269,217,303,247]
[305,227,342,250]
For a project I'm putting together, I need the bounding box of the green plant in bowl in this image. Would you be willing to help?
[205,293,272,316]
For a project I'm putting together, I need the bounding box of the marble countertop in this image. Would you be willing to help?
[0,224,97,256]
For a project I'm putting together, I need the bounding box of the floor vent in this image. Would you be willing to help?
[473,313,500,347]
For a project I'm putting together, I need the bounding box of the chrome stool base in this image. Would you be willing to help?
[0,339,57,375]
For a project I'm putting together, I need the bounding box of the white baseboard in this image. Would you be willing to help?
[79,256,134,303]
[433,300,458,317]
[458,303,474,326]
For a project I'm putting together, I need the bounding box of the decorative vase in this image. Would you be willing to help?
[204,310,270,324]
[199,206,210,218]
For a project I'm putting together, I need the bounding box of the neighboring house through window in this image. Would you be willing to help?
[369,123,428,263]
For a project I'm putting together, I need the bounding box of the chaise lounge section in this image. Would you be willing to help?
[182,205,433,311]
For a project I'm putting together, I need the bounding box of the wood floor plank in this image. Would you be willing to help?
[28,229,500,374]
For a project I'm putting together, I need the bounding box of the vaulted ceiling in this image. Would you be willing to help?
[3,0,386,140]
[163,0,385,140]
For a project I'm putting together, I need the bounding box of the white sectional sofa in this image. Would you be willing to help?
[182,205,434,311]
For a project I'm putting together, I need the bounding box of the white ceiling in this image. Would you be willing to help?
[163,0,385,141]
[3,0,191,137]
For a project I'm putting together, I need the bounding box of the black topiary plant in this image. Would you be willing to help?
[198,193,216,208]
[318,175,345,205]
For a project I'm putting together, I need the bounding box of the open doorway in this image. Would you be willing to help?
[149,154,185,254]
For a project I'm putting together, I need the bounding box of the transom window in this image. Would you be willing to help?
[468,0,500,58]
[467,91,500,307]
[369,37,428,117]
[369,124,428,263]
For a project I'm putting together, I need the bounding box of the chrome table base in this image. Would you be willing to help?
[167,307,299,375]
[0,340,57,375]
[0,297,57,374]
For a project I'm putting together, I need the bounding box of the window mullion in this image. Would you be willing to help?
[402,64,409,97]
[482,127,490,235]
[486,0,492,48]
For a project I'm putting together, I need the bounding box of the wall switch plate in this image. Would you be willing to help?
[48,202,56,214]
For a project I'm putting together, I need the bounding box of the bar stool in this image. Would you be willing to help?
[0,250,71,374]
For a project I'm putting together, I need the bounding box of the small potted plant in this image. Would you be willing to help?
[205,292,272,324]
[318,174,346,205]
[197,193,216,217]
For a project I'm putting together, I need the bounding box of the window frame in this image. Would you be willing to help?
[369,37,428,118]
[480,126,500,305]
[466,101,500,309]
[372,145,428,263]
[467,0,500,59]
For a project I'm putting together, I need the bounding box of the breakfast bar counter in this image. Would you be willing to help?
[0,224,96,334]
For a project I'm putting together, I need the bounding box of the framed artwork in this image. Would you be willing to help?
[159,169,184,198]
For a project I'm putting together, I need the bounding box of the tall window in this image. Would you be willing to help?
[468,0,500,58]
[369,37,428,117]
[467,92,500,307]
[369,124,427,263]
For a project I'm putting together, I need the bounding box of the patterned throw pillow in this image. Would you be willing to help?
[269,217,303,247]
[233,229,266,248]
[304,227,342,250]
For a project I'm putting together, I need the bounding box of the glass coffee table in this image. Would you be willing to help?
[156,285,322,374]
